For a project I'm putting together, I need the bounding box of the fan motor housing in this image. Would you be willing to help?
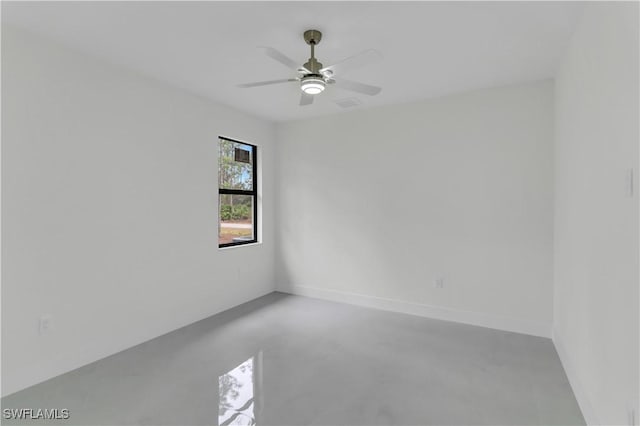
[303,58,323,73]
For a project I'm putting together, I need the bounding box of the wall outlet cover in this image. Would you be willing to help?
[38,315,53,335]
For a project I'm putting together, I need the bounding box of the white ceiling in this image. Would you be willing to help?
[2,1,584,122]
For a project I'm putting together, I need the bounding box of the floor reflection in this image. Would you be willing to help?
[218,353,261,426]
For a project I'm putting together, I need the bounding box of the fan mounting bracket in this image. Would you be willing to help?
[303,30,322,46]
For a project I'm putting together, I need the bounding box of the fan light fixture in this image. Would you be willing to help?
[237,30,382,106]
[301,76,325,95]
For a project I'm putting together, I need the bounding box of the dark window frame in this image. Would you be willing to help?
[218,136,258,248]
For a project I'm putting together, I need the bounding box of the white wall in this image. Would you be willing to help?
[553,3,639,425]
[275,80,554,337]
[1,26,276,396]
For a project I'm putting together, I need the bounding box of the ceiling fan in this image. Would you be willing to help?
[238,30,382,106]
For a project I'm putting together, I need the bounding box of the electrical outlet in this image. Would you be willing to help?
[39,315,53,335]
[434,277,444,289]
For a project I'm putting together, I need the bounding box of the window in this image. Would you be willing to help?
[218,137,257,248]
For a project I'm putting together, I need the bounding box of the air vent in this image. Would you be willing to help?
[333,97,362,109]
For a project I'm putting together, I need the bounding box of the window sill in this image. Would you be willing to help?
[218,241,262,251]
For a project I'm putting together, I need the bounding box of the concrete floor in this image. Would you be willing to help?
[2,292,584,425]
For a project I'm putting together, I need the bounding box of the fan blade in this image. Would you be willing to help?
[320,49,382,76]
[237,79,297,88]
[300,92,314,106]
[259,47,301,71]
[334,78,382,96]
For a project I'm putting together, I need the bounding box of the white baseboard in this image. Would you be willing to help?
[552,327,599,425]
[283,284,552,338]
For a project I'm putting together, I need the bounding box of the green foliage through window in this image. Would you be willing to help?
[219,139,253,191]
